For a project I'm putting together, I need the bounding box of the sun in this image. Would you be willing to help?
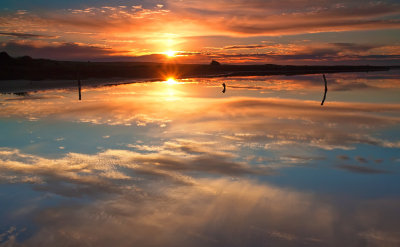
[165,50,177,58]
[165,77,178,84]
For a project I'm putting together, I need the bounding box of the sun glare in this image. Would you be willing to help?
[165,50,177,57]
[165,77,178,84]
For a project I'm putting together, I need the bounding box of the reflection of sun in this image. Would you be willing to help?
[165,50,177,57]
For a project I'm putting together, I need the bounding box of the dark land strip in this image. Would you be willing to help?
[1,52,391,81]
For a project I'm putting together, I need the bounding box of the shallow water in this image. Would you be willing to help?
[1,71,400,246]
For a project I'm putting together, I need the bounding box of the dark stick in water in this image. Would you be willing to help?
[78,79,82,101]
[222,83,226,93]
[76,66,82,101]
[321,74,328,105]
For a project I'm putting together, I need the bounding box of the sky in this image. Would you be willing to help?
[0,0,400,64]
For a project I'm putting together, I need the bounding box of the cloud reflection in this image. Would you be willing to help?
[1,154,399,247]
[0,139,271,198]
[0,75,400,246]
[1,79,400,154]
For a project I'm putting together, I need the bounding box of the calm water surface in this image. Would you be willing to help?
[1,71,400,246]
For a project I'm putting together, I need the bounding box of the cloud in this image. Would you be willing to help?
[335,164,391,174]
[281,155,325,164]
[0,31,58,39]
[223,44,269,50]
[1,2,399,64]
[1,41,117,60]
[174,49,400,65]
[168,0,400,36]
[331,43,379,53]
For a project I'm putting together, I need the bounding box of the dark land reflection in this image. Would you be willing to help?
[0,71,400,246]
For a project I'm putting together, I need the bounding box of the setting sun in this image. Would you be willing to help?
[165,77,177,84]
[165,50,177,58]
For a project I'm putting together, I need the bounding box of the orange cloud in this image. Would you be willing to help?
[1,1,400,62]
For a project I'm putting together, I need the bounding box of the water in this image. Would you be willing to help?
[0,71,400,246]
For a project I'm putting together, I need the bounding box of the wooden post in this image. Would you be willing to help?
[321,74,328,106]
[78,79,82,101]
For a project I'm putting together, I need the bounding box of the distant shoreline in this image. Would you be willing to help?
[0,52,393,82]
